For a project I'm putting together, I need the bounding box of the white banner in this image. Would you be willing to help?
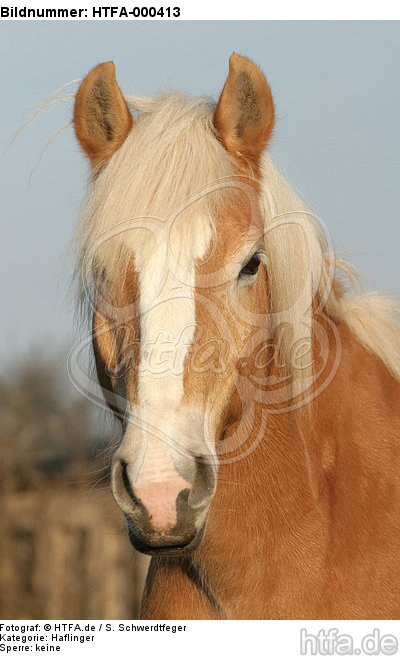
[0,0,399,20]
[0,620,399,655]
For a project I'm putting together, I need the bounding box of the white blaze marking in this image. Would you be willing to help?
[138,263,195,408]
[135,223,211,411]
[132,434,189,532]
[128,219,212,505]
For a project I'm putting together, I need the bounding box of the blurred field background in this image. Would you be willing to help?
[0,349,149,619]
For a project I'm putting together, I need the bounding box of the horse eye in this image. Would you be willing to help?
[239,254,261,278]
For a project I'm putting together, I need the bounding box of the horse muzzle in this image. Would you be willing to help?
[111,444,217,556]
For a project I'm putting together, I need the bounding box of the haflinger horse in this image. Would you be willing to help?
[73,54,400,619]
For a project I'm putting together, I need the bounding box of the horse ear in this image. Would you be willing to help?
[214,53,275,166]
[74,61,133,167]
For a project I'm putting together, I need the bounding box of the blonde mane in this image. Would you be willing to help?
[75,92,400,382]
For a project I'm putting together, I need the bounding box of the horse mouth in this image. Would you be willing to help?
[126,517,205,557]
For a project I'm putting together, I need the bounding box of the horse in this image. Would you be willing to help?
[72,54,400,619]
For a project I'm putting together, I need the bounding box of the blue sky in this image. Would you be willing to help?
[1,21,399,359]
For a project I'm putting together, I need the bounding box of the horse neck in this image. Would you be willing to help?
[195,315,400,608]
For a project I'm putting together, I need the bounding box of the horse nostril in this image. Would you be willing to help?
[112,457,146,516]
[120,459,137,504]
[176,487,191,517]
